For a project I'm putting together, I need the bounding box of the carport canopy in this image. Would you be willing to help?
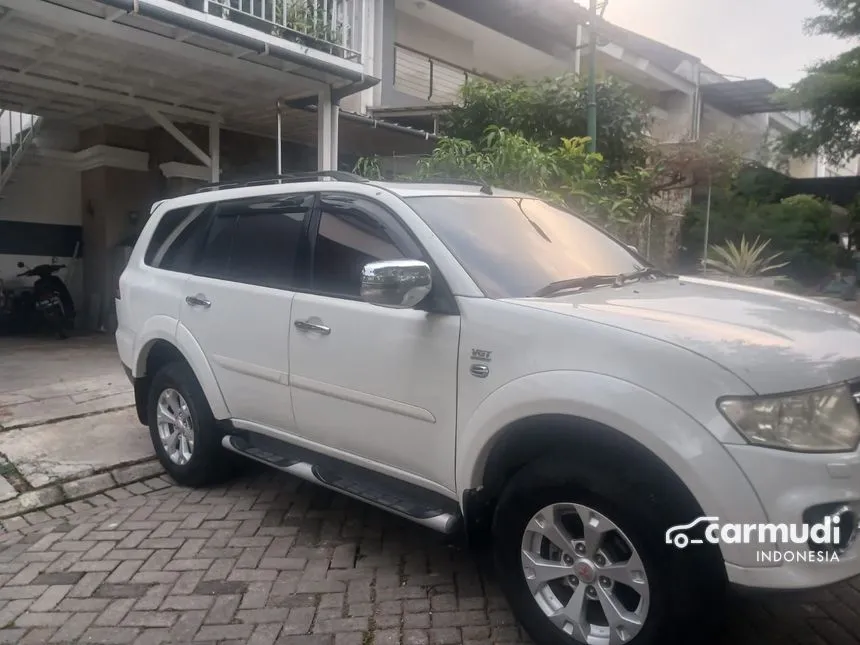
[0,0,376,174]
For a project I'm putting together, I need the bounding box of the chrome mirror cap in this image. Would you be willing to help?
[360,260,433,309]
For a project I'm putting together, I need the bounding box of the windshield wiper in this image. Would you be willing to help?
[532,275,621,297]
[532,267,673,298]
[614,267,673,284]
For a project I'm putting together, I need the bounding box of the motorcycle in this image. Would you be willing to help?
[12,261,76,339]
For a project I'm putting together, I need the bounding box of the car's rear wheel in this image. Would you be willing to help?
[147,361,238,488]
[492,456,725,645]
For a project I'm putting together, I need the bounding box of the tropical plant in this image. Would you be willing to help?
[352,155,383,180]
[269,0,344,49]
[706,236,789,277]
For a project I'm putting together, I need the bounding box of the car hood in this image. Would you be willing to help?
[506,275,860,394]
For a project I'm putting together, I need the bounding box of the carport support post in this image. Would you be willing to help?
[331,100,340,171]
[209,121,220,184]
[317,86,338,172]
[276,100,283,175]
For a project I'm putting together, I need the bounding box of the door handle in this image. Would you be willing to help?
[294,319,331,335]
[185,295,211,308]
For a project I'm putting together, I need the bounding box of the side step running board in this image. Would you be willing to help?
[222,434,461,534]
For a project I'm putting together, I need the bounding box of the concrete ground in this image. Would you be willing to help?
[0,334,160,517]
[0,469,857,645]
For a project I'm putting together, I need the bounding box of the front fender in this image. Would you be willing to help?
[457,370,768,569]
[133,317,230,420]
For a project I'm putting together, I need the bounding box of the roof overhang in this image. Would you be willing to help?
[699,79,789,116]
[427,0,695,94]
[0,0,378,134]
[270,105,437,158]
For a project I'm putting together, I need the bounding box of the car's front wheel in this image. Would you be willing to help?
[147,361,238,488]
[492,456,725,645]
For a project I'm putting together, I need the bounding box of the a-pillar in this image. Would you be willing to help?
[317,86,340,171]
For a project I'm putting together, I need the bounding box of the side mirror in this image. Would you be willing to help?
[360,260,432,309]
[627,245,639,254]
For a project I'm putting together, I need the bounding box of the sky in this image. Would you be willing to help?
[600,0,849,87]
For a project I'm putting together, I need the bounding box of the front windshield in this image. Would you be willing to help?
[405,195,650,299]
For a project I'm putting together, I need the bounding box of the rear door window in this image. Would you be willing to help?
[193,193,315,290]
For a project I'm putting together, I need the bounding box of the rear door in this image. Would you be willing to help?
[179,192,315,431]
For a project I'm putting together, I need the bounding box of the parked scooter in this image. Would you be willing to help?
[12,261,76,339]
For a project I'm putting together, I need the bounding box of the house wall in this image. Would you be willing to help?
[380,0,437,109]
[789,156,820,179]
[650,91,694,142]
[0,159,84,308]
[378,0,570,109]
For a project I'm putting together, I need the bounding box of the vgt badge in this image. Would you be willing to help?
[471,349,492,362]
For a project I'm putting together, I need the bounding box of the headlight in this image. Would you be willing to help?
[719,384,860,453]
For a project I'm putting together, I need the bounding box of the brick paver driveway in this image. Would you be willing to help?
[0,470,858,645]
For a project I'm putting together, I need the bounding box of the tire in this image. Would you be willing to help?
[147,361,238,488]
[492,456,726,645]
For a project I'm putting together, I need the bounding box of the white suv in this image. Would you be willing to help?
[117,172,860,645]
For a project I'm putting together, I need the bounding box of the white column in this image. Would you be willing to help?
[331,101,340,170]
[209,121,220,183]
[276,100,283,175]
[359,0,376,113]
[318,86,334,171]
[372,0,384,106]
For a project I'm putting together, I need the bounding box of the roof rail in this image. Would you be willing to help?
[194,171,370,194]
[405,176,494,195]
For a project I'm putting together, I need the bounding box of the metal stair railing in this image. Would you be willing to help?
[0,110,42,196]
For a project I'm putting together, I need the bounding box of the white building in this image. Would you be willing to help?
[365,0,838,179]
[0,0,850,331]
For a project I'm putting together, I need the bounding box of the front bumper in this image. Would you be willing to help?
[724,443,860,590]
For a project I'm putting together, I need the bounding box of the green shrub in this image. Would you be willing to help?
[682,193,834,283]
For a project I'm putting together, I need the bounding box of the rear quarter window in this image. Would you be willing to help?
[144,205,211,273]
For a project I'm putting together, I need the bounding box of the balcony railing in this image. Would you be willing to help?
[171,0,362,61]
[393,44,489,105]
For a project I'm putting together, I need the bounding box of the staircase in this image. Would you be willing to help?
[0,110,42,197]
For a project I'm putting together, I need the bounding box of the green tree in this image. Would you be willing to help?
[438,75,652,172]
[780,0,860,162]
[414,126,660,242]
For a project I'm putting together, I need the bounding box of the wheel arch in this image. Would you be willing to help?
[463,413,707,548]
[456,371,768,569]
[132,323,229,424]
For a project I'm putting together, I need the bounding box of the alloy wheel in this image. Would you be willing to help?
[520,502,650,644]
[156,388,195,466]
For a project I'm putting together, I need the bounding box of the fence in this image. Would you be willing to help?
[393,44,488,104]
[170,0,363,60]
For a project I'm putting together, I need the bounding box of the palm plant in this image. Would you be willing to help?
[706,235,789,277]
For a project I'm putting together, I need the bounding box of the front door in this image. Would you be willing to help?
[288,193,461,490]
[179,192,314,431]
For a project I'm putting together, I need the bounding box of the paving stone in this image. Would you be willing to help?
[0,478,17,503]
[61,473,116,500]
[0,469,858,645]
